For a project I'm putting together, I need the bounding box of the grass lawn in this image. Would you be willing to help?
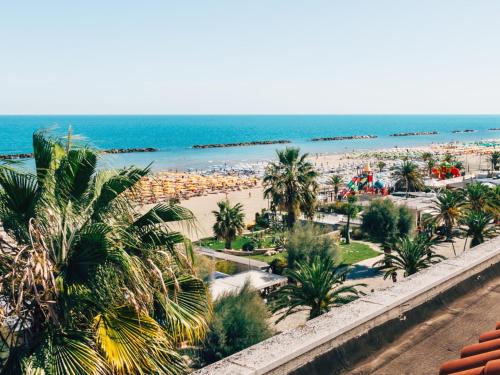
[198,235,275,251]
[247,251,287,263]
[339,242,380,265]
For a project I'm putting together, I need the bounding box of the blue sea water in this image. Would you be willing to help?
[0,115,499,170]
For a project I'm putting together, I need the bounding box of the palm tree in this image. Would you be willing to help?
[0,131,210,374]
[344,195,360,244]
[376,161,386,173]
[464,182,492,213]
[374,236,445,281]
[212,200,245,249]
[263,148,319,228]
[431,189,464,241]
[329,175,343,201]
[489,151,500,171]
[460,211,497,249]
[270,256,365,322]
[393,160,424,198]
[421,152,436,177]
[442,153,455,163]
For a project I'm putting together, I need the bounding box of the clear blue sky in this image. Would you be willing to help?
[1,1,499,114]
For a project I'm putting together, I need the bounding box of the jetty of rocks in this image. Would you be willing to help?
[310,135,377,142]
[192,140,291,149]
[452,129,477,133]
[0,147,158,160]
[489,128,500,131]
[390,131,438,137]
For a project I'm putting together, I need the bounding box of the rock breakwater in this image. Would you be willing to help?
[310,135,377,142]
[390,131,438,137]
[192,140,291,149]
[0,147,158,160]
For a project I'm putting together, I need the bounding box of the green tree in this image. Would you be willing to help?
[330,175,343,201]
[271,256,365,322]
[344,195,360,244]
[377,161,387,173]
[374,236,445,281]
[421,152,437,177]
[212,200,245,249]
[197,283,273,366]
[489,151,500,171]
[461,211,497,249]
[393,160,425,198]
[286,223,338,269]
[361,199,399,243]
[463,183,492,213]
[431,189,464,240]
[397,205,415,238]
[263,147,319,228]
[0,131,210,374]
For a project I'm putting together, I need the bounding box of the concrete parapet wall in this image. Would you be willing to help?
[192,236,500,375]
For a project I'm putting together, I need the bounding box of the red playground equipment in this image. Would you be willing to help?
[339,164,388,198]
[431,162,461,180]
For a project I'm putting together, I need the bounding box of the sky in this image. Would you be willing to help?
[1,1,500,115]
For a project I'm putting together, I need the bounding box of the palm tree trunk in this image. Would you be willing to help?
[225,238,232,249]
[463,236,468,252]
[345,216,351,244]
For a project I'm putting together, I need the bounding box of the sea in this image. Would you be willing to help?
[1,115,499,171]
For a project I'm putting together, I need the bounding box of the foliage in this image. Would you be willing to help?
[0,131,210,375]
[263,147,319,228]
[286,223,338,269]
[374,235,445,279]
[343,195,360,244]
[361,199,407,244]
[329,175,343,200]
[376,161,386,173]
[393,160,425,198]
[460,211,497,248]
[196,283,273,366]
[463,183,494,213]
[269,257,288,275]
[318,201,362,215]
[212,200,245,249]
[270,256,365,322]
[490,151,500,171]
[397,206,415,237]
[431,189,464,240]
[254,209,271,230]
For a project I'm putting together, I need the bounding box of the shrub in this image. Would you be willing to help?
[196,283,273,366]
[286,223,339,268]
[361,199,399,243]
[269,257,287,275]
[351,227,364,240]
[361,199,415,244]
[241,241,255,252]
[397,206,414,237]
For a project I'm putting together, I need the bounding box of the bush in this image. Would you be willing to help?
[397,206,414,237]
[350,227,364,240]
[241,241,255,252]
[254,210,271,230]
[269,257,287,275]
[286,223,339,269]
[361,199,415,244]
[361,199,399,243]
[196,283,273,366]
[318,201,361,215]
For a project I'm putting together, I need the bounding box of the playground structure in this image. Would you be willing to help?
[340,164,388,198]
[431,162,462,180]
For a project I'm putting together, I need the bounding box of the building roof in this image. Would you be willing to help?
[439,322,500,374]
[209,270,287,300]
